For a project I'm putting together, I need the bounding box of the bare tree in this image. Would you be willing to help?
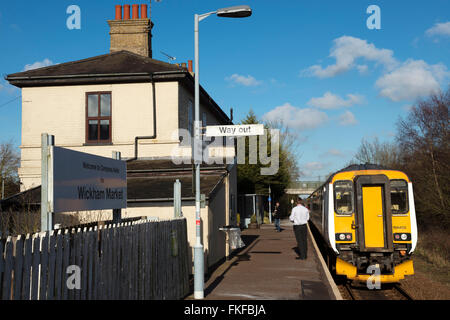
[0,140,20,199]
[397,88,449,223]
[352,137,400,168]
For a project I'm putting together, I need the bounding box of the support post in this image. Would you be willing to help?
[41,133,54,232]
[174,179,181,217]
[193,13,204,300]
[112,151,122,223]
[268,185,272,224]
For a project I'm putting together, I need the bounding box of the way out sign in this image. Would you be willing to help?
[50,146,127,213]
[205,124,264,137]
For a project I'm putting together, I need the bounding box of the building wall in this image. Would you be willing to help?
[19,81,235,190]
[20,82,180,190]
[19,78,237,274]
[176,84,235,162]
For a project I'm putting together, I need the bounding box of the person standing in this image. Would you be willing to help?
[289,197,310,260]
[273,201,281,232]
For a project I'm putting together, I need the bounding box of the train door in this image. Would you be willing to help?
[355,175,393,252]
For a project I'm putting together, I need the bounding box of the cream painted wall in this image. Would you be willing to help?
[20,82,181,190]
[19,79,237,274]
[19,81,235,190]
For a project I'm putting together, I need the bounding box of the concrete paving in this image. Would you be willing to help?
[199,219,338,300]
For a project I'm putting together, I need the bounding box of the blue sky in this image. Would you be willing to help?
[0,0,449,180]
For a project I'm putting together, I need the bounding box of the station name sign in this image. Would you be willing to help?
[205,124,264,137]
[51,147,127,213]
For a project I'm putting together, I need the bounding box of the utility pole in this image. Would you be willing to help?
[112,151,122,223]
[268,185,272,224]
[174,179,181,218]
[41,133,55,232]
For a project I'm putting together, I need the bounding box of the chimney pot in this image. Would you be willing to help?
[132,4,139,19]
[115,5,122,20]
[188,60,193,73]
[141,4,148,19]
[123,5,131,20]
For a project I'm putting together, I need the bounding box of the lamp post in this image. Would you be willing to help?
[193,5,252,300]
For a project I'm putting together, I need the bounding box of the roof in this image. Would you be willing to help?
[0,159,229,211]
[127,159,229,201]
[6,50,183,80]
[5,50,231,124]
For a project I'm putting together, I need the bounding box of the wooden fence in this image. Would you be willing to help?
[0,218,190,300]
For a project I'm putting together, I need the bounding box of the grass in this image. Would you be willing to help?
[400,225,450,300]
[414,227,450,282]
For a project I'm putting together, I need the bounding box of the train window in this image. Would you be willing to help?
[390,180,408,214]
[334,180,353,215]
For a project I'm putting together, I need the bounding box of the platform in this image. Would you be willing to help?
[197,219,342,300]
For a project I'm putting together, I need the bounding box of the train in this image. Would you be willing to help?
[306,164,417,283]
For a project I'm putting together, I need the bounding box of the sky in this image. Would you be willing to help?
[0,0,449,180]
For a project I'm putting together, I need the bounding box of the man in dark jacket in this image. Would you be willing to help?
[273,201,281,232]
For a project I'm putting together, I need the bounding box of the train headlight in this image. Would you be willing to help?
[394,233,411,241]
[335,233,352,241]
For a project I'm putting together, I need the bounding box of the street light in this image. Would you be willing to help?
[193,5,252,300]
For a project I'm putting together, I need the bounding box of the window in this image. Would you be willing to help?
[86,92,111,143]
[334,180,353,214]
[390,180,408,214]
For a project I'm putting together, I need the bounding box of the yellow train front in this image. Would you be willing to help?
[307,164,417,283]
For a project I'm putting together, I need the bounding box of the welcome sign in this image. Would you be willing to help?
[50,147,127,213]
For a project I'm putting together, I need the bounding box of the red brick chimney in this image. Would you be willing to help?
[108,4,154,58]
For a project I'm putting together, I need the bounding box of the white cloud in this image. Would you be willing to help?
[226,74,262,87]
[338,111,358,126]
[302,36,397,78]
[375,59,448,102]
[262,103,328,130]
[299,161,331,179]
[324,148,345,157]
[307,91,365,109]
[357,64,369,74]
[304,161,324,171]
[23,58,54,71]
[426,21,450,37]
[303,35,449,102]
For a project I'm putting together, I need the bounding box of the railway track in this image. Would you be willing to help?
[338,280,414,300]
[309,222,414,300]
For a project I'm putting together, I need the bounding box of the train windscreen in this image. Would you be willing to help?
[334,181,353,214]
[390,179,408,214]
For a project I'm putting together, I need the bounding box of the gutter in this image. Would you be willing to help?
[127,73,158,162]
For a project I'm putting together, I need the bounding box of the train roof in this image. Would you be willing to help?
[325,163,387,184]
[308,163,406,199]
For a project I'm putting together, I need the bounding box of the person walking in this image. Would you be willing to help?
[289,197,310,260]
[273,201,281,232]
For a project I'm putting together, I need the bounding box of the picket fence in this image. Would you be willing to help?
[0,218,190,300]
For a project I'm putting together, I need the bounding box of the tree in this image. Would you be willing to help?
[352,137,400,168]
[396,88,449,225]
[236,110,299,202]
[0,141,20,199]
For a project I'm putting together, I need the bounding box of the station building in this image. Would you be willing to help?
[5,4,238,271]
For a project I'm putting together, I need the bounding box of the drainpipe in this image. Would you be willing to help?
[128,74,157,162]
